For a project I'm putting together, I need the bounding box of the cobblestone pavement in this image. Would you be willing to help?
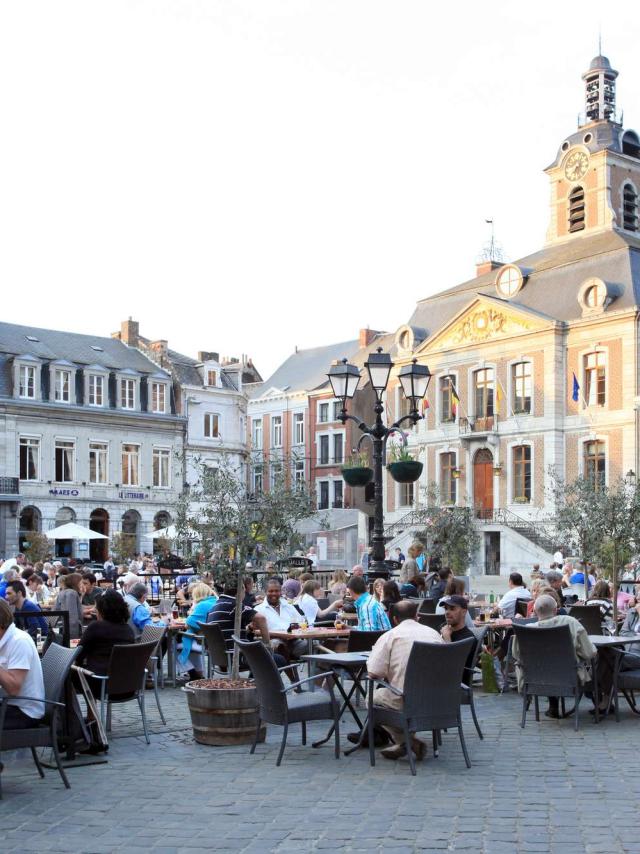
[2,685,640,854]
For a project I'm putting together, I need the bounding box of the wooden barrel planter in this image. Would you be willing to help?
[183,678,266,746]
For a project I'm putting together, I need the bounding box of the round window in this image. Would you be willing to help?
[585,282,605,307]
[496,265,523,298]
[398,329,411,349]
[583,132,593,144]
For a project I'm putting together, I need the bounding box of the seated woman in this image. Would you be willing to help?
[76,590,135,695]
[381,580,401,614]
[178,582,218,681]
[328,569,348,597]
[587,579,614,630]
[54,572,84,639]
[298,580,339,626]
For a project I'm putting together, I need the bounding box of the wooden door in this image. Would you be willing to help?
[474,449,494,519]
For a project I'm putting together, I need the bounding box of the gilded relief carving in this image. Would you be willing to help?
[437,308,535,348]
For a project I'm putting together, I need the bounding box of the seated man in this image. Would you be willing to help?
[512,593,597,718]
[496,572,532,618]
[424,568,452,602]
[439,595,477,686]
[5,580,48,642]
[255,578,307,661]
[0,598,45,728]
[346,576,391,632]
[367,599,443,760]
[80,573,103,617]
[124,582,165,640]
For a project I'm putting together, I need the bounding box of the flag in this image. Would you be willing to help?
[496,384,503,413]
[451,387,460,417]
[422,397,430,413]
[572,372,580,403]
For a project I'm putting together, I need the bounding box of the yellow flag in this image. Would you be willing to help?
[495,384,503,413]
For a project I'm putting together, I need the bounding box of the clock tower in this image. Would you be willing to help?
[545,55,640,245]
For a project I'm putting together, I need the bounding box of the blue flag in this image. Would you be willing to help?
[572,372,580,402]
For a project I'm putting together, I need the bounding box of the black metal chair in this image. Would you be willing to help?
[417,613,446,632]
[234,636,341,766]
[611,648,640,721]
[347,630,385,653]
[0,642,80,798]
[461,628,487,739]
[197,621,232,676]
[139,624,167,725]
[569,605,604,635]
[90,641,158,744]
[367,637,476,776]
[418,598,437,615]
[512,623,593,731]
[514,598,530,619]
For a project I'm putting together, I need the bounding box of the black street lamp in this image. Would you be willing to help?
[328,350,431,577]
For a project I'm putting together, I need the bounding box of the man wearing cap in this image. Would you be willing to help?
[440,595,477,687]
[367,599,443,761]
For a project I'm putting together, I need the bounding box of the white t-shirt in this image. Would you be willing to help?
[497,586,532,618]
[255,599,302,632]
[298,594,320,626]
[0,624,45,719]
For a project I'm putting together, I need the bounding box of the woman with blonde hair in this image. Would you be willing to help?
[329,569,347,596]
[178,582,218,680]
[54,572,84,639]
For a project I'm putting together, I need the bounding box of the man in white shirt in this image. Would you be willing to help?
[0,598,45,728]
[367,599,443,761]
[497,572,532,618]
[255,579,306,659]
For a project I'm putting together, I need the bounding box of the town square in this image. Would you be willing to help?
[2,3,640,853]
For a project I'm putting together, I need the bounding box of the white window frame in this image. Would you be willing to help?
[293,412,305,446]
[204,413,220,438]
[438,450,458,506]
[120,378,136,410]
[18,365,37,400]
[582,348,608,408]
[317,479,330,510]
[332,479,343,508]
[121,443,140,486]
[332,400,342,422]
[152,447,171,489]
[318,433,330,466]
[89,441,109,485]
[508,441,534,505]
[54,369,72,404]
[54,438,76,483]
[437,371,459,426]
[252,418,263,450]
[318,402,329,424]
[151,382,167,414]
[579,435,609,489]
[332,430,345,464]
[272,415,283,448]
[508,359,533,417]
[206,369,218,387]
[293,458,305,485]
[19,435,41,481]
[252,464,263,494]
[88,374,105,407]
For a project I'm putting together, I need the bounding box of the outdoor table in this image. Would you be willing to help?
[585,636,640,723]
[473,618,512,654]
[270,628,351,691]
[301,651,370,744]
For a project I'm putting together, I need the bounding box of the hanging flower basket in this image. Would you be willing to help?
[341,466,374,487]
[387,461,423,483]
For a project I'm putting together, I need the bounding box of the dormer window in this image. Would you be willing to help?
[88,374,104,406]
[120,378,136,409]
[54,369,71,403]
[623,184,638,232]
[151,381,167,414]
[19,365,36,399]
[206,369,218,387]
[569,186,585,233]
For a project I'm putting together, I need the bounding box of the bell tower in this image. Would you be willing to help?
[545,56,640,246]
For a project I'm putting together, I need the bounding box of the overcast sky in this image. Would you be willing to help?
[2,1,639,379]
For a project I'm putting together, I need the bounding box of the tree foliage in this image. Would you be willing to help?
[23,532,52,564]
[415,482,480,574]
[109,532,137,565]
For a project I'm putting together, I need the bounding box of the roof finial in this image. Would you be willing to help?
[476,218,505,265]
[598,29,602,57]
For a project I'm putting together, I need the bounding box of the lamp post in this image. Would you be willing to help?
[328,349,431,577]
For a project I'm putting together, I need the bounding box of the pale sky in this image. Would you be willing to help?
[2,1,639,378]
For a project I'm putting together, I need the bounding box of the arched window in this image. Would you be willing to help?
[568,186,585,233]
[623,184,638,232]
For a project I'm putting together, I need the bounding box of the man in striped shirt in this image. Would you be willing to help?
[347,576,391,632]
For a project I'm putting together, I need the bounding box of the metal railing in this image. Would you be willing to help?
[459,416,497,435]
[0,477,19,495]
[488,508,556,552]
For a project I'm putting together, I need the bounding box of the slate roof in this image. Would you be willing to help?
[0,322,158,373]
[408,230,640,340]
[251,339,361,399]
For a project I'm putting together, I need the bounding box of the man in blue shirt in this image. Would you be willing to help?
[124,582,165,639]
[5,580,48,641]
[347,576,391,632]
[0,568,19,600]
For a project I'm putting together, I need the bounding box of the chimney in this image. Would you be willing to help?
[197,351,219,363]
[359,328,377,348]
[475,260,503,278]
[150,339,168,357]
[120,318,139,347]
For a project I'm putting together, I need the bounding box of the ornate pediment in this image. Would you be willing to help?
[420,298,552,353]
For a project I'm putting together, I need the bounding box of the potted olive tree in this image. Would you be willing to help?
[175,453,316,745]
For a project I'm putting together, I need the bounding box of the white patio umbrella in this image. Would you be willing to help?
[45,522,109,540]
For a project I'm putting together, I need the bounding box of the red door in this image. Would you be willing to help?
[474,449,494,519]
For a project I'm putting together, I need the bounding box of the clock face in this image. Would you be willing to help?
[564,150,589,182]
